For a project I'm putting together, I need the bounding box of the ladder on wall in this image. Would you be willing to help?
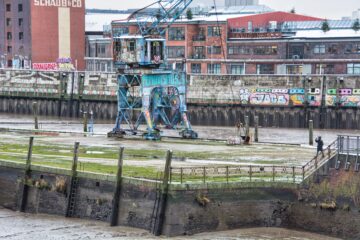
[66,177,79,217]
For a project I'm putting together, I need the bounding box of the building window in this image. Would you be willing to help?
[347,63,360,74]
[286,65,303,75]
[315,64,334,74]
[18,18,23,27]
[167,46,185,58]
[314,44,326,54]
[6,4,11,12]
[97,44,106,56]
[228,46,251,55]
[6,18,11,27]
[207,63,221,74]
[127,40,135,51]
[7,32,12,40]
[18,4,23,12]
[113,27,128,36]
[168,27,185,41]
[191,63,201,74]
[257,64,275,74]
[207,46,221,55]
[229,65,244,75]
[208,26,221,37]
[7,46,12,54]
[19,32,24,40]
[192,46,205,59]
[253,46,278,55]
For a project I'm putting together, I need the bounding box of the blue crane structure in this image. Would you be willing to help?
[108,0,198,140]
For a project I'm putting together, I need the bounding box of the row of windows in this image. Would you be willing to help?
[6,18,24,27]
[6,4,23,12]
[6,32,23,40]
[168,26,222,41]
[228,45,278,55]
[189,63,360,75]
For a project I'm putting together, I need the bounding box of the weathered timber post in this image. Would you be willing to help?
[83,111,88,133]
[20,137,34,212]
[292,167,296,183]
[309,120,314,146]
[154,150,173,236]
[249,165,252,182]
[272,166,275,182]
[32,102,39,130]
[110,147,124,227]
[245,115,250,138]
[254,116,259,142]
[65,142,80,218]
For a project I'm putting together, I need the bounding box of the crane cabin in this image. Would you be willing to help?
[113,35,166,69]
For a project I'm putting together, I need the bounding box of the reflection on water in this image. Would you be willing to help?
[0,208,341,240]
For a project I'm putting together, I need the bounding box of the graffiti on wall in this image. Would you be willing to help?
[240,88,322,106]
[326,89,360,107]
[32,58,75,71]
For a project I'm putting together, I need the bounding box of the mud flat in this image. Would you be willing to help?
[0,208,340,240]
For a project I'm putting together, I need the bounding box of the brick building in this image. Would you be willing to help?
[93,11,360,75]
[0,0,85,70]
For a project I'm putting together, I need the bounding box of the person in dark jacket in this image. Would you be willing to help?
[315,136,325,158]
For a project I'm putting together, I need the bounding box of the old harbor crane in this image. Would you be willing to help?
[108,0,198,140]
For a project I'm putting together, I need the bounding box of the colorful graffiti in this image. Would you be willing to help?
[33,63,58,71]
[32,58,75,71]
[240,88,322,106]
[240,88,360,107]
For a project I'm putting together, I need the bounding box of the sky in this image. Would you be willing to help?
[86,0,360,19]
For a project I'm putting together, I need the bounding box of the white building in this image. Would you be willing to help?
[352,9,360,19]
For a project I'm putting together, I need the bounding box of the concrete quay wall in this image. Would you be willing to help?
[1,159,360,239]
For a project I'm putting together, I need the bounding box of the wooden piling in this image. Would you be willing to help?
[254,116,259,142]
[32,102,39,130]
[245,116,250,138]
[309,120,314,146]
[83,112,88,133]
[20,137,34,212]
[110,147,124,227]
[154,150,173,236]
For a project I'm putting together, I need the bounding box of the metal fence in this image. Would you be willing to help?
[338,135,360,156]
[170,165,304,184]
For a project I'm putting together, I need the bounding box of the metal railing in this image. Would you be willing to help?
[338,135,360,155]
[170,165,303,184]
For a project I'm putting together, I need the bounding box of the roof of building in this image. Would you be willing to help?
[291,29,360,39]
[228,11,322,26]
[282,19,358,31]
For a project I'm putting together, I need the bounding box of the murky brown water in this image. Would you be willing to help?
[0,208,340,240]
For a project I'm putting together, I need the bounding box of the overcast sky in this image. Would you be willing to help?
[86,0,360,19]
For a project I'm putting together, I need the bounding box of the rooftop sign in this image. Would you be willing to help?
[34,0,82,8]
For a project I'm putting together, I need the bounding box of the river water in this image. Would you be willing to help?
[0,208,340,240]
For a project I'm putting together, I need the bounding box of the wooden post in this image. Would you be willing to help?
[179,168,183,184]
[249,165,252,182]
[309,120,314,146]
[245,115,250,138]
[272,166,275,182]
[226,166,229,183]
[83,111,88,133]
[254,116,259,142]
[110,147,124,227]
[292,167,296,183]
[32,102,39,130]
[20,137,34,212]
[154,150,173,236]
[203,167,206,184]
[302,166,305,181]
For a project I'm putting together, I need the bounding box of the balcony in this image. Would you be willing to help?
[192,35,206,41]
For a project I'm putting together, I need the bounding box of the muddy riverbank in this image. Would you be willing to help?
[0,208,340,240]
